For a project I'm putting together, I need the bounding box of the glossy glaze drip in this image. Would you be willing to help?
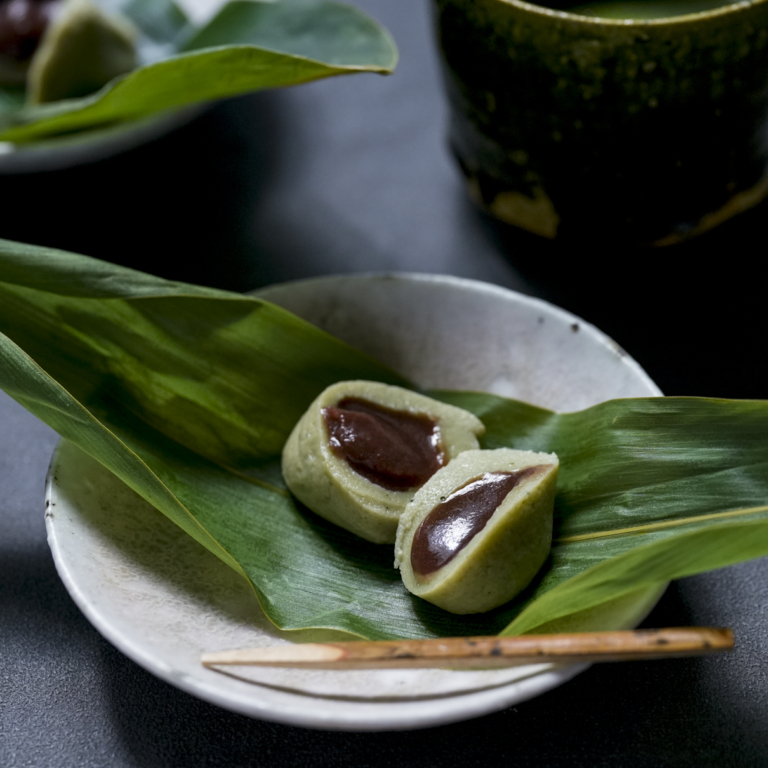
[323,397,444,492]
[411,467,542,577]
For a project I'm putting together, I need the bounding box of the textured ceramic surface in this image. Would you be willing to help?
[434,0,768,244]
[46,274,662,730]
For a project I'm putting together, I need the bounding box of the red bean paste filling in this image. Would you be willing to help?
[0,0,59,66]
[411,467,544,578]
[323,397,444,492]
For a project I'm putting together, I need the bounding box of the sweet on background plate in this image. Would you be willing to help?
[0,0,212,171]
[0,0,396,172]
[45,273,663,730]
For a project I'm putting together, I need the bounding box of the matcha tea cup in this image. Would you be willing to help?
[432,0,768,245]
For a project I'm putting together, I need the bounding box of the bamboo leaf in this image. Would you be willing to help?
[2,239,768,640]
[0,0,397,143]
[505,518,768,636]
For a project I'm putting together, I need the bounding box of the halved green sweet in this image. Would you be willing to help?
[26,0,137,104]
[395,448,558,614]
[281,380,485,544]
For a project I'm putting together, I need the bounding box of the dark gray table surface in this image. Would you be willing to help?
[2,1,768,765]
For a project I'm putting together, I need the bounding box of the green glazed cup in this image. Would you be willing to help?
[432,0,768,245]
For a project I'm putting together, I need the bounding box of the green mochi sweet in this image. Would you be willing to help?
[27,0,137,104]
[281,380,485,544]
[395,448,558,614]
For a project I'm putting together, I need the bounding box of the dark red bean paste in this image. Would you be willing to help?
[323,397,444,492]
[411,467,545,578]
[0,0,59,65]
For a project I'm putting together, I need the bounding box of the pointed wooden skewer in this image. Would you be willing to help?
[201,627,733,671]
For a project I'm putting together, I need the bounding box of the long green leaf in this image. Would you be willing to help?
[2,238,768,639]
[0,0,397,143]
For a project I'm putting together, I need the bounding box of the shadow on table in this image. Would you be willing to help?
[475,200,768,400]
[0,91,286,293]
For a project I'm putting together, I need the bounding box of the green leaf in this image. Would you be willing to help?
[180,0,397,68]
[0,240,406,468]
[0,0,397,143]
[2,238,768,640]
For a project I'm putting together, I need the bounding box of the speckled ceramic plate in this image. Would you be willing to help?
[45,273,663,731]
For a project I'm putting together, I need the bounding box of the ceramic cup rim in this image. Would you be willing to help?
[488,0,768,28]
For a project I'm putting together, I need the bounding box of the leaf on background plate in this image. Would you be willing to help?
[0,0,397,142]
[2,238,768,639]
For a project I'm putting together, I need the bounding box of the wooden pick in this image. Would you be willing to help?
[201,627,734,671]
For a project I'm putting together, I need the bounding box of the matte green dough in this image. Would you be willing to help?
[26,0,137,104]
[395,448,558,614]
[281,380,485,544]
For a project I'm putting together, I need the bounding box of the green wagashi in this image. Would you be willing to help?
[282,380,485,544]
[26,0,137,104]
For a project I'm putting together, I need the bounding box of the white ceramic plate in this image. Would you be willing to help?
[45,273,663,731]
